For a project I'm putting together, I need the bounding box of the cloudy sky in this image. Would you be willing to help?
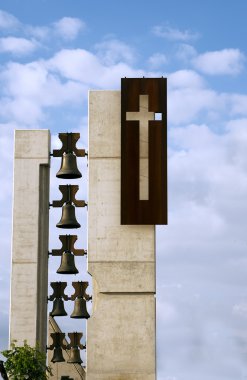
[1,1,247,379]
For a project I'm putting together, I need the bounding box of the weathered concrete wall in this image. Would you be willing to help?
[10,130,50,351]
[87,92,156,380]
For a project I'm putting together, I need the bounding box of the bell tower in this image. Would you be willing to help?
[9,78,167,380]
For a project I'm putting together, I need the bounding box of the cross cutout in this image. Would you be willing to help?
[126,95,154,200]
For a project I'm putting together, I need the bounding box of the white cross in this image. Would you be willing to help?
[126,95,154,200]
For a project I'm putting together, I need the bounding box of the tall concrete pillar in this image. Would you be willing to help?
[10,130,50,351]
[87,92,156,380]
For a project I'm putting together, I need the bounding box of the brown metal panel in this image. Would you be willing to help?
[121,78,167,225]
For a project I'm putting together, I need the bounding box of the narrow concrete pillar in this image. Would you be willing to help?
[10,130,50,351]
[87,92,156,380]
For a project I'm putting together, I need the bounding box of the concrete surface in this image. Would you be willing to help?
[10,130,50,351]
[87,91,156,380]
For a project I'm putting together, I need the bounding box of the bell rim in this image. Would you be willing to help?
[51,357,65,363]
[67,358,83,364]
[50,311,68,316]
[56,172,82,179]
[56,269,79,274]
[56,223,81,229]
[70,314,90,319]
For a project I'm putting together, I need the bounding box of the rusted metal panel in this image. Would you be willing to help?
[121,78,167,225]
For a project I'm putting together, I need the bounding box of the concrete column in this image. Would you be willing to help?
[87,92,156,380]
[10,130,50,351]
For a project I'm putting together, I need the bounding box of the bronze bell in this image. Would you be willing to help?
[50,298,67,317]
[56,202,81,229]
[67,347,82,364]
[56,152,82,179]
[57,251,79,275]
[70,298,90,319]
[51,347,65,363]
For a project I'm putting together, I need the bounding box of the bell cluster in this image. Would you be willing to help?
[47,332,85,364]
[48,133,90,365]
[48,281,91,319]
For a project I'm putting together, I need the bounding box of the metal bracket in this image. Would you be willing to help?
[50,235,87,257]
[70,281,92,301]
[48,282,69,301]
[48,332,67,350]
[52,185,86,207]
[52,133,86,157]
[67,332,85,350]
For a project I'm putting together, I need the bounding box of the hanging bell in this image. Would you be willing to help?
[51,346,65,363]
[70,298,90,319]
[56,202,81,229]
[67,347,83,364]
[57,251,79,275]
[50,298,67,317]
[56,152,82,179]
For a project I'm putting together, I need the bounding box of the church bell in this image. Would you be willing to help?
[57,251,79,275]
[56,202,81,229]
[70,298,90,319]
[56,152,82,179]
[51,346,65,363]
[67,347,83,364]
[50,298,67,317]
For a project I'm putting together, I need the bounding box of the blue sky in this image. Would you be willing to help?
[1,1,247,379]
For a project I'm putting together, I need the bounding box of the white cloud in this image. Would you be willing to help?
[176,43,197,61]
[157,300,178,323]
[0,9,20,30]
[94,38,136,65]
[168,122,247,229]
[229,94,247,115]
[226,118,247,134]
[148,52,168,69]
[152,24,199,41]
[0,60,86,124]
[233,303,247,318]
[23,17,86,43]
[0,46,158,125]
[53,17,86,40]
[2,61,84,104]
[168,70,204,89]
[0,97,43,125]
[167,70,247,125]
[193,49,245,75]
[26,25,50,40]
[166,70,227,125]
[47,48,157,88]
[47,49,105,84]
[168,87,223,125]
[166,69,247,125]
[0,37,37,55]
[224,118,247,170]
